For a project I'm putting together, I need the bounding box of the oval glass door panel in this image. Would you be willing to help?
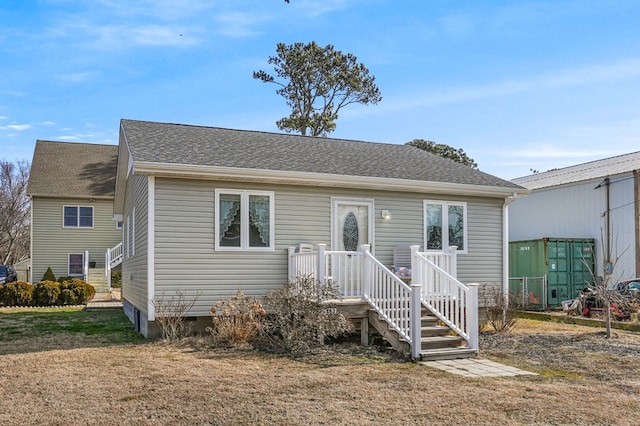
[342,212,359,251]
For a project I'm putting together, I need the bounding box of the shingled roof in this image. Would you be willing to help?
[120,119,522,191]
[27,141,118,199]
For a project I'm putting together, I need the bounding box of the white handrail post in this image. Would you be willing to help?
[409,245,420,285]
[105,248,111,290]
[410,282,422,359]
[468,283,480,351]
[448,246,458,278]
[409,245,422,359]
[316,243,326,284]
[361,244,371,298]
[287,247,296,282]
[83,249,89,282]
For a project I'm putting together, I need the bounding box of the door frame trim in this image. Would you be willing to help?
[331,197,375,253]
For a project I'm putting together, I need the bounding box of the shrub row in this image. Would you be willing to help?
[0,279,96,307]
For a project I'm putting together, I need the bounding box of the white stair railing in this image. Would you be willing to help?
[105,242,123,290]
[361,245,415,345]
[411,245,479,351]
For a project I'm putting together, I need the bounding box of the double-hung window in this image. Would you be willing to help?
[424,201,467,252]
[63,206,94,228]
[215,189,274,251]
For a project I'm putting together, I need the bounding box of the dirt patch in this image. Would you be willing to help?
[1,316,640,425]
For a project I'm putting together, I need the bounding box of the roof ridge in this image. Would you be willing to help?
[120,118,412,149]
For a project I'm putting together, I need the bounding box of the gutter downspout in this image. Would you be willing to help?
[503,192,519,304]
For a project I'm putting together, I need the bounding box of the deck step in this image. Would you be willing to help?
[421,325,454,337]
[421,335,465,350]
[419,347,477,361]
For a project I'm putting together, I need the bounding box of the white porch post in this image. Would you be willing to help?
[316,243,326,283]
[361,244,371,298]
[409,245,422,359]
[105,248,111,290]
[448,246,458,278]
[83,250,89,282]
[468,283,480,351]
[287,246,296,282]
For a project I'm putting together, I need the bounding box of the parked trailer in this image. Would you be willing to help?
[509,238,596,308]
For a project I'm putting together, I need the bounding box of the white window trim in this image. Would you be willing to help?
[131,208,136,257]
[68,253,84,276]
[215,189,275,251]
[62,205,94,228]
[126,215,130,259]
[423,200,468,254]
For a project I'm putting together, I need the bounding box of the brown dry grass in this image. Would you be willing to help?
[1,309,639,425]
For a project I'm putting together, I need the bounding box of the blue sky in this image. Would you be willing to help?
[1,0,639,180]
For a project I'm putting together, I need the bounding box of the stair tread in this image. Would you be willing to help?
[421,335,463,342]
[420,347,476,361]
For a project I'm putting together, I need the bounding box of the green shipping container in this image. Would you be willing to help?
[509,238,596,308]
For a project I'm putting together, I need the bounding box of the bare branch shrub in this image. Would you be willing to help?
[485,285,519,333]
[208,289,266,348]
[151,289,200,341]
[259,275,352,355]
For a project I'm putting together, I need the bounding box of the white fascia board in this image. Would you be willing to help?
[133,161,528,198]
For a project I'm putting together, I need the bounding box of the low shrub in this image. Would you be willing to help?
[0,281,35,306]
[260,275,351,355]
[58,279,96,305]
[208,289,266,347]
[484,285,519,333]
[152,289,200,340]
[34,281,61,306]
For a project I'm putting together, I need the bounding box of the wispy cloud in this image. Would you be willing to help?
[55,72,93,83]
[215,12,269,38]
[0,124,32,131]
[295,0,350,17]
[377,58,640,112]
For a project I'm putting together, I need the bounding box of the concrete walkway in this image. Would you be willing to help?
[419,358,538,377]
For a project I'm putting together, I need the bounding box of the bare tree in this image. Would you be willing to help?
[0,160,30,265]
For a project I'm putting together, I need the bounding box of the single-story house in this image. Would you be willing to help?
[509,151,640,285]
[115,118,527,358]
[27,141,122,291]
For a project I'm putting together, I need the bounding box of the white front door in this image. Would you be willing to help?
[332,198,374,252]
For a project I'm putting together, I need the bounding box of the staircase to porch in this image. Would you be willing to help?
[87,267,109,293]
[368,307,477,361]
[289,244,479,361]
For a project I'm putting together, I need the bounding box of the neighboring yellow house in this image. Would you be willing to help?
[26,141,121,292]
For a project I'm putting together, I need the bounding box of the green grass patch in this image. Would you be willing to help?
[0,307,144,344]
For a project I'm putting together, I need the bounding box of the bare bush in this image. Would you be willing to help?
[260,276,351,355]
[485,285,519,333]
[151,289,200,341]
[208,289,266,348]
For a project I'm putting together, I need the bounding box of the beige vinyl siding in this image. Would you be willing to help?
[153,178,505,316]
[31,197,121,283]
[121,175,149,314]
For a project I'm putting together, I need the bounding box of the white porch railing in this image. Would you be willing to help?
[287,243,478,358]
[105,242,123,289]
[288,245,364,298]
[411,245,479,352]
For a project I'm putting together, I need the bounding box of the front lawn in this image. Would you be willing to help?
[0,308,639,425]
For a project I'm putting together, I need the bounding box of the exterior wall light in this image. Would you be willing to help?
[381,209,391,220]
